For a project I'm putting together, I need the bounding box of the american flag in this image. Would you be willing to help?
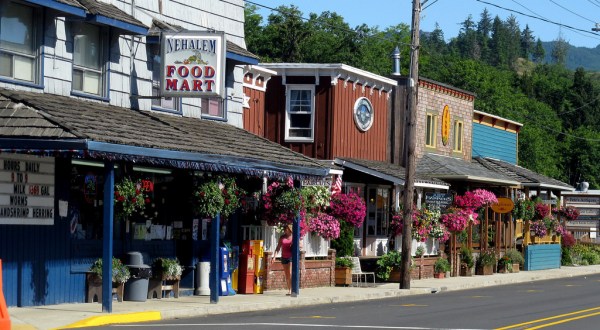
[331,175,342,195]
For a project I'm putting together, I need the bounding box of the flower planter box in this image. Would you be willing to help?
[433,272,445,279]
[335,267,352,286]
[498,266,511,273]
[86,273,124,303]
[476,265,494,276]
[460,265,473,277]
[512,263,520,273]
[148,272,180,299]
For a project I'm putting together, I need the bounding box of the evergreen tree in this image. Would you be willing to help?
[476,9,493,62]
[532,38,545,64]
[551,33,569,66]
[520,25,535,59]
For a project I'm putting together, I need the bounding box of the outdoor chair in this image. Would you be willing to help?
[351,257,376,287]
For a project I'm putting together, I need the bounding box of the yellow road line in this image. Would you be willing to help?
[496,306,600,330]
[526,311,600,329]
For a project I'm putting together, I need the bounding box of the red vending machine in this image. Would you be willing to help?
[237,253,255,294]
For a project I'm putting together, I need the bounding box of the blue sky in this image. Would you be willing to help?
[251,0,600,48]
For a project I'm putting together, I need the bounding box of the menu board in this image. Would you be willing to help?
[0,154,55,225]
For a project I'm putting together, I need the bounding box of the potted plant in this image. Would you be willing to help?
[498,255,513,273]
[476,249,496,275]
[433,257,450,279]
[152,258,183,280]
[376,250,403,282]
[415,246,426,258]
[505,248,524,273]
[87,257,130,303]
[459,246,474,276]
[193,180,225,219]
[335,257,354,286]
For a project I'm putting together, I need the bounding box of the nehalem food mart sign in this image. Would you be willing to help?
[161,31,226,98]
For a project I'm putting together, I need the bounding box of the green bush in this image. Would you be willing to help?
[335,257,353,268]
[376,250,402,281]
[434,257,450,273]
[561,246,573,266]
[331,221,354,257]
[477,249,496,267]
[505,248,525,266]
[460,246,474,268]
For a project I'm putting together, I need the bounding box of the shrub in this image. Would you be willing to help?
[505,248,525,266]
[331,221,355,257]
[460,246,474,268]
[561,246,573,266]
[335,257,353,268]
[434,257,450,273]
[376,250,402,281]
[477,249,496,267]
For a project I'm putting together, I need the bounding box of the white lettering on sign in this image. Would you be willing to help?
[0,154,55,225]
[565,196,600,205]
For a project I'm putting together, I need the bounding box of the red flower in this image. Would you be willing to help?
[117,196,125,202]
[131,198,137,203]
[199,192,205,198]
[145,198,151,204]
[114,191,120,197]
[224,199,230,205]
[135,189,140,195]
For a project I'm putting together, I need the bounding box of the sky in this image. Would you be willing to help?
[250,0,600,48]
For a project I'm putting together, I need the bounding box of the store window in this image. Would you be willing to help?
[425,113,437,148]
[453,120,463,152]
[151,45,180,112]
[366,187,389,237]
[0,1,39,83]
[201,97,225,119]
[72,22,106,97]
[285,85,315,142]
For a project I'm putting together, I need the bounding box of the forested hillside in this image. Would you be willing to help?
[245,5,600,189]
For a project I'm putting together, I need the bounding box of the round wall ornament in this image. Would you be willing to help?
[353,97,374,132]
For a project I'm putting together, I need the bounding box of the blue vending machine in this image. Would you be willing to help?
[218,247,235,296]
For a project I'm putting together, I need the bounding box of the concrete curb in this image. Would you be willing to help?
[59,311,161,329]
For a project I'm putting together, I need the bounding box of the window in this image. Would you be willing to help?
[453,120,463,152]
[72,22,105,96]
[201,97,225,119]
[151,46,179,111]
[285,85,315,141]
[425,113,438,148]
[0,1,39,83]
[366,187,389,237]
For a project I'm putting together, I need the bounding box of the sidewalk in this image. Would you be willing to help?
[8,265,600,330]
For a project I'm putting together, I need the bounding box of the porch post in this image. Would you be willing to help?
[291,213,300,297]
[102,161,115,313]
[210,213,220,303]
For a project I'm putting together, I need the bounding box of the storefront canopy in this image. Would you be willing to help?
[417,153,520,186]
[334,157,450,190]
[0,88,328,179]
[473,157,574,191]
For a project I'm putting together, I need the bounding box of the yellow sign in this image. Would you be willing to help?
[441,105,450,146]
[491,197,514,214]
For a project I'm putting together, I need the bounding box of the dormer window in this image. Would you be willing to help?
[285,85,315,142]
[0,1,40,84]
[72,22,107,98]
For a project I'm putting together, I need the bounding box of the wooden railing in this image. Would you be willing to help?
[567,226,598,243]
[241,225,330,257]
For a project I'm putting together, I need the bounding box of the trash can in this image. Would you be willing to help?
[124,252,152,302]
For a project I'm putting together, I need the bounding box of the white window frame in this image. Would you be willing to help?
[452,119,464,152]
[0,1,41,85]
[425,113,438,148]
[285,84,315,142]
[71,22,108,98]
[201,97,226,120]
[151,45,180,112]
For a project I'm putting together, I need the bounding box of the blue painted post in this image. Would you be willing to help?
[210,214,220,304]
[291,212,300,297]
[102,161,115,313]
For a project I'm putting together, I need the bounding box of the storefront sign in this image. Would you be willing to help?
[425,192,453,210]
[161,31,226,98]
[441,105,450,146]
[565,196,600,205]
[301,177,332,187]
[491,197,514,214]
[574,208,600,220]
[0,154,55,225]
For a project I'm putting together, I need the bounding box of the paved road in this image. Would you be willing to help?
[84,274,600,329]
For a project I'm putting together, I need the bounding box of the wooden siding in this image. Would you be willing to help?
[330,80,389,161]
[242,86,266,136]
[472,123,517,164]
[264,76,390,161]
[524,244,561,270]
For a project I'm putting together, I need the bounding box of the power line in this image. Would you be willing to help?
[587,0,600,9]
[549,0,596,24]
[475,0,600,40]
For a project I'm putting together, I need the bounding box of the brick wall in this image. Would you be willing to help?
[263,250,335,291]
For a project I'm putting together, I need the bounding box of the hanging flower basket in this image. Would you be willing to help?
[193,180,225,219]
[114,177,149,219]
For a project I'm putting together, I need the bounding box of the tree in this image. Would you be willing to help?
[476,9,493,62]
[551,33,569,66]
[520,25,535,59]
[261,5,310,62]
[532,38,545,64]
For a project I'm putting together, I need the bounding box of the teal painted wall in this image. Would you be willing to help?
[472,123,517,164]
[524,244,561,270]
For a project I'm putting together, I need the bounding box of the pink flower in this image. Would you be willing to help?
[329,192,366,228]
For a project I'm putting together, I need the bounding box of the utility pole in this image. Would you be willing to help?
[400,0,422,290]
[593,23,600,32]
